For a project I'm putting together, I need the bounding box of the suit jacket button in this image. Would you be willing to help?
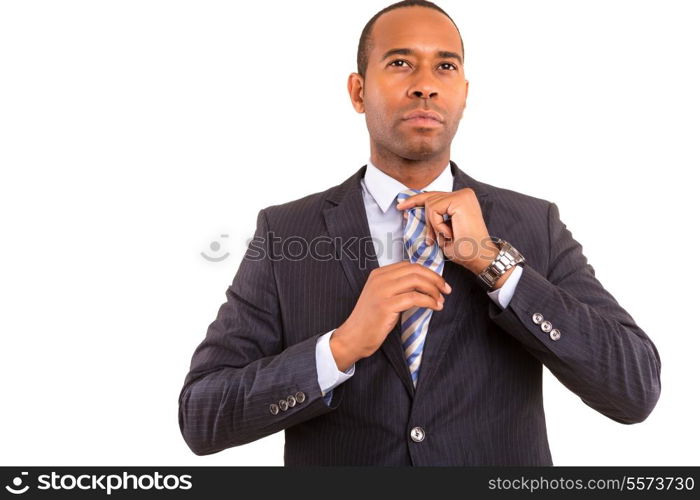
[278,399,289,411]
[550,329,561,341]
[532,313,544,325]
[410,426,425,443]
[295,391,306,404]
[269,403,279,415]
[286,395,297,408]
[540,320,552,333]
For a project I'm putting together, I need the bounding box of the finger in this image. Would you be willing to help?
[420,206,440,246]
[389,272,445,303]
[422,198,455,240]
[400,262,452,293]
[389,290,444,313]
[380,262,451,294]
[436,231,452,251]
[423,213,437,246]
[430,210,453,239]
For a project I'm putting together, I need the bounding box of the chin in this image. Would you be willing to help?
[401,140,442,160]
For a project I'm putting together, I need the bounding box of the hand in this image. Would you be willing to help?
[330,261,452,371]
[395,188,500,275]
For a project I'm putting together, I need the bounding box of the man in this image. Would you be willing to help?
[178,0,661,465]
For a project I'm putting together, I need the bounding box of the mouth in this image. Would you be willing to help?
[402,116,443,128]
[401,110,444,128]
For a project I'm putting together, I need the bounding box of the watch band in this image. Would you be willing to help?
[477,238,525,291]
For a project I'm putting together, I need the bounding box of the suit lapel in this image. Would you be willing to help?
[321,161,494,399]
[322,166,377,298]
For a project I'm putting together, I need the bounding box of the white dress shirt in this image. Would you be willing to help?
[315,160,523,404]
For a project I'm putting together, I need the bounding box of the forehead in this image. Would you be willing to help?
[369,6,462,58]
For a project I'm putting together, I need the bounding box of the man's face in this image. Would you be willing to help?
[350,6,468,161]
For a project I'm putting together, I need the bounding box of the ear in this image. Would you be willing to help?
[347,73,365,113]
[459,78,469,119]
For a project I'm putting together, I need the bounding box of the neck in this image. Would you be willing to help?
[369,145,450,190]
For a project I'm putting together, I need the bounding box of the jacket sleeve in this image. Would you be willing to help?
[487,202,661,424]
[178,209,345,456]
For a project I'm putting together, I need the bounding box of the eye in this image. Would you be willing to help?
[389,59,410,68]
[439,62,458,71]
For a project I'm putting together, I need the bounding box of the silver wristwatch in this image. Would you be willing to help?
[477,238,525,291]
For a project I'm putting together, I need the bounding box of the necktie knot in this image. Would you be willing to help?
[396,187,422,201]
[397,188,427,224]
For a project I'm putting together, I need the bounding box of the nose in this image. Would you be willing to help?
[408,69,438,99]
[410,88,437,99]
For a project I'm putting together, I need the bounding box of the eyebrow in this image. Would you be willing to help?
[380,47,463,65]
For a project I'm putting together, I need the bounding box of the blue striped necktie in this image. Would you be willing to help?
[396,188,445,387]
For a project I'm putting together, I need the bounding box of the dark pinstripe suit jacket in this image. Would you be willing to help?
[178,161,661,465]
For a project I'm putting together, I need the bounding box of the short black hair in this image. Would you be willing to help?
[356,0,464,79]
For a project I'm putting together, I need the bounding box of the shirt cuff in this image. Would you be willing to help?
[487,264,524,309]
[315,329,356,397]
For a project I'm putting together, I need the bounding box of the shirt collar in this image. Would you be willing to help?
[362,158,454,213]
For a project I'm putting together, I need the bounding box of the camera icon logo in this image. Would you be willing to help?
[5,472,29,494]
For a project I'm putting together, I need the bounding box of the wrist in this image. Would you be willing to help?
[471,237,525,291]
[491,265,516,290]
[329,326,362,372]
[465,240,500,275]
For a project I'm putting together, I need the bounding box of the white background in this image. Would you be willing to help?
[1,0,698,466]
